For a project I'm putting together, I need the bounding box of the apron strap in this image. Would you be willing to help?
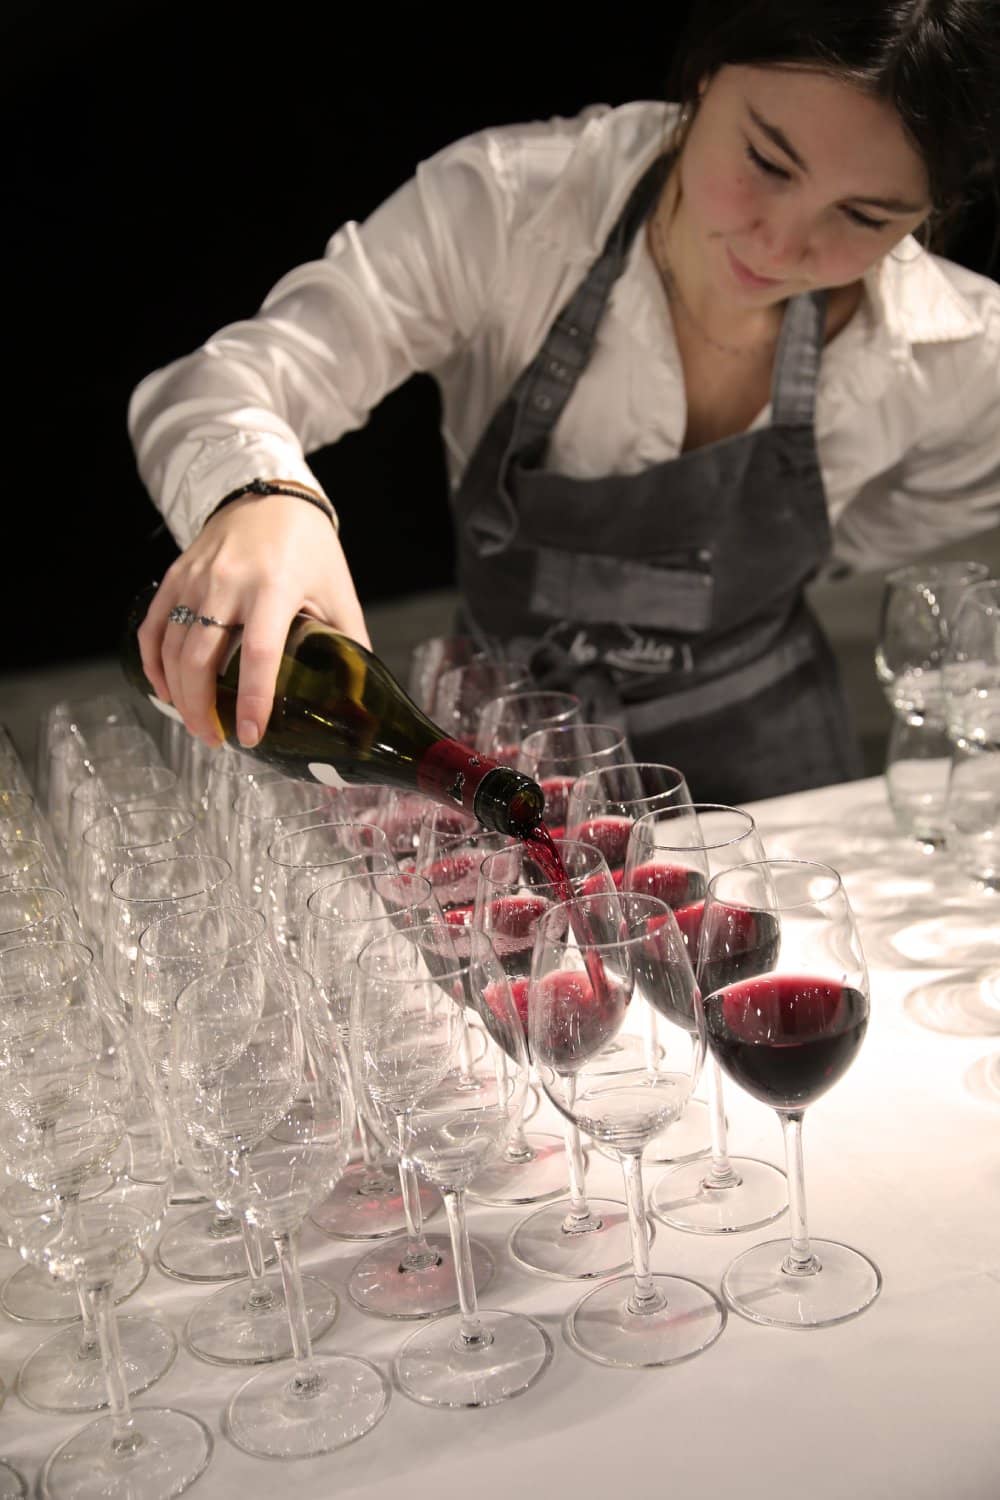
[770,289,826,428]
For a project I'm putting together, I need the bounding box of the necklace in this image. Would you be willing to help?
[648,209,779,360]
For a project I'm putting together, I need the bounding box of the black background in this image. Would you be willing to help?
[5,2,997,673]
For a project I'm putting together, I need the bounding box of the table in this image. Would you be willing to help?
[2,775,998,1499]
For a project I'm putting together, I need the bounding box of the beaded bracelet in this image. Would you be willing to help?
[210,478,338,528]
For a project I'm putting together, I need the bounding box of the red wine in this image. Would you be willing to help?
[537,775,575,837]
[698,908,781,994]
[531,968,630,1069]
[482,892,552,978]
[564,815,633,877]
[704,975,868,1110]
[121,587,544,839]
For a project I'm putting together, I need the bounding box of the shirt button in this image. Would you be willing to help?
[534,393,554,411]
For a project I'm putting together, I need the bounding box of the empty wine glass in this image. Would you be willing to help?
[48,724,163,849]
[0,838,66,897]
[943,579,1000,752]
[476,838,636,1278]
[0,887,80,952]
[136,904,277,1279]
[625,804,788,1234]
[199,746,285,855]
[263,819,394,961]
[431,659,532,745]
[700,859,880,1327]
[171,956,390,1457]
[0,941,213,1498]
[476,689,583,766]
[66,766,186,898]
[408,634,480,711]
[304,867,491,1312]
[530,891,726,1367]
[0,943,168,1415]
[352,923,553,1407]
[231,778,336,906]
[78,806,206,955]
[876,560,990,845]
[103,855,237,1014]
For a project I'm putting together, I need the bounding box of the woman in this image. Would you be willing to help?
[129,0,1000,803]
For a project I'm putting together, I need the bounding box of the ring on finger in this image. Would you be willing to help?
[168,604,197,626]
[194,613,238,629]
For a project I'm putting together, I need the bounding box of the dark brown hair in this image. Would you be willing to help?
[668,0,1000,251]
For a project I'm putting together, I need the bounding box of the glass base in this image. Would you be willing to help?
[723,1237,882,1328]
[395,1309,552,1408]
[156,1207,269,1283]
[565,1274,727,1368]
[0,1460,26,1498]
[225,1353,390,1459]
[1,1257,147,1324]
[18,1315,176,1414]
[509,1197,637,1280]
[645,1098,713,1164]
[310,1161,434,1240]
[168,1164,208,1207]
[40,1406,213,1500]
[348,1232,493,1319]
[184,1272,339,1365]
[466,1133,570,1206]
[649,1155,788,1234]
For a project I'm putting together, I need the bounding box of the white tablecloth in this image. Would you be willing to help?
[2,776,998,1499]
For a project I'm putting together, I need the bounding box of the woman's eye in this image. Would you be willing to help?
[843,207,889,232]
[745,143,789,180]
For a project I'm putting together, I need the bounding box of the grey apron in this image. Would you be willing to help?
[451,154,862,805]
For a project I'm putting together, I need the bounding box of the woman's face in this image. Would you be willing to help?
[675,65,932,305]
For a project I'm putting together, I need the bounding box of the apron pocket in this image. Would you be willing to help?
[530,546,714,632]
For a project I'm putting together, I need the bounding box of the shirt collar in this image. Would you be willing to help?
[868,239,985,348]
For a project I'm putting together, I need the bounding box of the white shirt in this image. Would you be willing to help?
[129,101,1000,574]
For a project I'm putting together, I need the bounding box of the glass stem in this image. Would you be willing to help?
[560,1079,598,1233]
[703,1056,740,1188]
[442,1188,491,1349]
[90,1278,142,1457]
[273,1228,325,1398]
[779,1111,820,1276]
[240,1215,275,1310]
[501,1063,532,1162]
[620,1150,664,1315]
[74,1277,101,1361]
[396,1118,438,1271]
[356,1109,392,1192]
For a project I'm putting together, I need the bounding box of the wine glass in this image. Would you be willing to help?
[0,838,66,897]
[529,891,726,1367]
[304,867,491,1312]
[0,791,67,889]
[78,806,207,955]
[36,693,139,814]
[699,859,881,1327]
[407,633,479,711]
[352,923,553,1406]
[263,819,394,962]
[943,579,1000,752]
[46,722,158,849]
[230,777,337,906]
[171,956,390,1457]
[136,904,277,1280]
[625,804,788,1234]
[0,941,213,1498]
[476,689,583,766]
[476,837,636,1278]
[564,761,708,1161]
[431,659,532,745]
[517,721,631,836]
[565,761,693,883]
[66,766,187,898]
[199,745,285,855]
[0,944,167,1415]
[0,886,80,951]
[103,854,237,1015]
[876,561,990,846]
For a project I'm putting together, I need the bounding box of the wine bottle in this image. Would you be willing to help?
[120,587,545,838]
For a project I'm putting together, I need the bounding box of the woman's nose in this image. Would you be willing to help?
[753,208,812,271]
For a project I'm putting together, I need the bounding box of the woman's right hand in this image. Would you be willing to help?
[137,494,370,749]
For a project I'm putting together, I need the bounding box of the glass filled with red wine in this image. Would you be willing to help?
[517,721,631,839]
[699,859,881,1328]
[529,891,726,1367]
[475,838,636,1279]
[624,804,788,1234]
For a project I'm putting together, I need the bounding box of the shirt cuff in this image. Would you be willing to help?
[161,433,337,547]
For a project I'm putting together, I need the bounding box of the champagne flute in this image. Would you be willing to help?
[700,859,881,1327]
[625,804,788,1234]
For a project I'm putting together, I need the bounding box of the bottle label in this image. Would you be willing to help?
[308,762,351,791]
[147,694,185,725]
